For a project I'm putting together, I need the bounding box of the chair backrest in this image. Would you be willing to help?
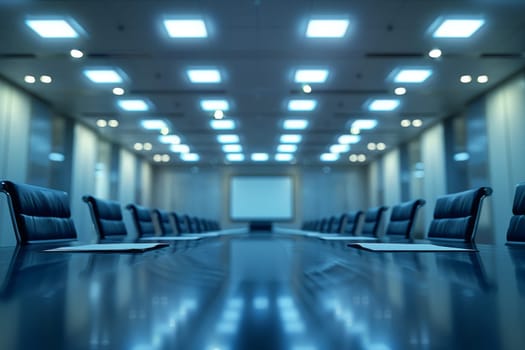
[361,206,389,237]
[385,199,426,238]
[169,212,188,234]
[428,187,493,242]
[342,211,364,235]
[1,180,77,244]
[82,195,127,240]
[319,218,329,232]
[151,208,175,236]
[328,215,343,233]
[192,216,203,233]
[125,204,155,237]
[507,183,525,242]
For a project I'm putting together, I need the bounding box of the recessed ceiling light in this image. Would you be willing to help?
[112,87,125,96]
[96,119,107,128]
[213,110,224,119]
[352,119,378,130]
[377,142,386,151]
[226,153,245,162]
[412,119,423,127]
[394,87,407,95]
[400,119,411,127]
[432,18,485,38]
[143,143,153,151]
[302,84,312,94]
[288,99,317,111]
[349,154,358,162]
[84,69,124,83]
[201,99,229,111]
[187,69,221,83]
[338,135,361,144]
[320,153,339,162]
[141,120,168,130]
[170,144,190,153]
[277,144,298,153]
[367,142,377,151]
[368,99,400,111]
[283,119,309,130]
[24,75,36,84]
[460,75,472,83]
[70,49,84,58]
[108,120,119,128]
[210,119,235,130]
[280,134,302,143]
[40,75,52,84]
[251,153,269,162]
[275,154,294,162]
[477,75,488,83]
[117,99,150,111]
[454,152,470,162]
[393,69,433,83]
[306,19,349,38]
[357,154,367,162]
[181,153,200,162]
[222,144,243,153]
[134,143,144,151]
[160,127,170,135]
[330,144,350,153]
[161,154,171,162]
[428,48,442,58]
[217,134,240,143]
[25,18,81,38]
[158,135,181,144]
[163,19,208,38]
[350,127,360,135]
[294,69,329,83]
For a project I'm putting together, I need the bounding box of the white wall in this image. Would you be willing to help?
[382,149,401,206]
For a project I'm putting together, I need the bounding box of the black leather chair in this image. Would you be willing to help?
[82,195,127,241]
[342,211,364,235]
[169,212,188,234]
[385,199,426,239]
[507,183,525,242]
[151,208,175,236]
[428,187,492,242]
[1,180,77,244]
[126,204,156,237]
[361,206,389,237]
[328,215,344,233]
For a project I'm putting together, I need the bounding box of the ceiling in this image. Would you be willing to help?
[1,0,524,166]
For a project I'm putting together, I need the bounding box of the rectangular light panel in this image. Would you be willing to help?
[164,19,208,38]
[330,144,350,153]
[170,144,190,153]
[159,135,181,144]
[117,99,150,111]
[83,69,124,83]
[294,69,329,83]
[320,153,339,162]
[201,99,230,111]
[251,153,269,162]
[25,18,80,38]
[288,99,317,111]
[280,134,303,143]
[222,144,242,153]
[351,119,378,130]
[181,153,200,161]
[187,69,221,83]
[306,19,349,38]
[432,18,485,38]
[210,120,235,130]
[141,119,167,130]
[217,134,240,143]
[338,135,361,144]
[226,153,245,162]
[277,144,298,153]
[283,119,309,130]
[275,154,294,161]
[393,69,433,83]
[368,99,400,111]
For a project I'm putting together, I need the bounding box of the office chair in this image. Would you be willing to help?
[82,195,127,241]
[428,187,493,242]
[507,183,525,242]
[168,212,189,235]
[125,203,156,237]
[361,206,389,237]
[0,180,77,244]
[328,215,344,233]
[385,199,426,239]
[342,211,364,235]
[151,208,175,236]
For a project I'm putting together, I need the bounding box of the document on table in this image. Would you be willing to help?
[140,236,201,241]
[44,243,168,253]
[320,235,378,241]
[349,243,477,252]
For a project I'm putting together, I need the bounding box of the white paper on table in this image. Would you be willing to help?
[350,243,477,252]
[44,243,168,252]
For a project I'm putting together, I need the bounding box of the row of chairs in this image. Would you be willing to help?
[1,180,220,245]
[301,185,524,243]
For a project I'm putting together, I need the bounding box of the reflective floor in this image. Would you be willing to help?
[1,233,524,349]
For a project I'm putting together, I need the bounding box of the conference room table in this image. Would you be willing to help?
[0,231,524,350]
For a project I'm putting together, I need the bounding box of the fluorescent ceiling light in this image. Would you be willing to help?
[280,134,302,143]
[351,119,378,130]
[330,144,350,153]
[117,99,150,111]
[277,144,298,153]
[201,99,229,111]
[288,99,317,111]
[454,152,470,162]
[170,144,190,153]
[141,119,168,130]
[187,69,221,83]
[83,69,124,83]
[25,18,81,38]
[210,119,235,130]
[275,154,294,161]
[163,19,208,38]
[222,144,242,153]
[294,69,329,83]
[251,153,269,161]
[320,153,339,162]
[338,135,361,144]
[48,152,65,162]
[393,69,433,83]
[181,153,200,162]
[158,135,181,144]
[283,119,309,130]
[432,18,485,38]
[217,134,239,143]
[226,153,244,162]
[306,19,349,38]
[368,99,400,111]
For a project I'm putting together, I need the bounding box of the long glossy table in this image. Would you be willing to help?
[0,233,524,350]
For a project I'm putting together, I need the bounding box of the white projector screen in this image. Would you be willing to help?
[230,176,294,221]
